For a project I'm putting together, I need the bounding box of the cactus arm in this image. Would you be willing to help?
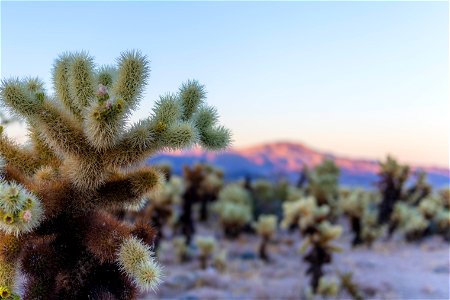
[37,100,91,157]
[94,168,163,208]
[83,97,125,150]
[67,52,96,111]
[112,50,149,114]
[0,131,41,174]
[0,81,90,157]
[116,236,163,292]
[52,53,82,117]
[0,233,22,298]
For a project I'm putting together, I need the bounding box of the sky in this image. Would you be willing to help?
[1,1,448,168]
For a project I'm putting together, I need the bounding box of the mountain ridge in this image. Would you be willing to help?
[148,140,449,188]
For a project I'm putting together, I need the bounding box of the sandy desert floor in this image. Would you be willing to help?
[140,223,450,300]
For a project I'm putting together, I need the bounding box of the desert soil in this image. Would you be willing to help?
[140,223,450,300]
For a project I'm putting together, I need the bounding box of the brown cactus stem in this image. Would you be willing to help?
[179,196,195,245]
[224,225,241,239]
[150,208,166,251]
[258,235,270,262]
[199,254,208,270]
[304,245,331,293]
[199,193,214,222]
[351,216,363,247]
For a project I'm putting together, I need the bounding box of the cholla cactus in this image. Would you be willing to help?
[403,209,429,241]
[194,235,217,269]
[178,164,223,244]
[0,51,230,298]
[306,160,340,218]
[435,209,450,241]
[214,183,252,239]
[439,188,450,209]
[213,249,227,273]
[198,164,224,222]
[377,155,410,224]
[405,171,432,205]
[418,196,441,219]
[391,203,428,241]
[317,277,339,298]
[273,179,290,201]
[359,210,383,247]
[139,175,186,250]
[339,272,364,300]
[282,196,342,293]
[251,179,283,218]
[253,214,277,261]
[340,189,382,247]
[173,236,190,263]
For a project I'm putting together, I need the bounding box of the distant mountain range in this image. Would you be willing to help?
[148,141,449,189]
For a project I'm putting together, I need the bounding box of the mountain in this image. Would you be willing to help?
[147,141,449,189]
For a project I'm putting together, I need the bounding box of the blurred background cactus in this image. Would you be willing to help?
[194,235,217,269]
[340,189,382,247]
[305,160,341,219]
[213,183,252,239]
[0,50,230,299]
[282,196,343,293]
[253,214,277,261]
[377,156,410,224]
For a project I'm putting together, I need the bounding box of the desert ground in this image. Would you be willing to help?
[139,223,450,300]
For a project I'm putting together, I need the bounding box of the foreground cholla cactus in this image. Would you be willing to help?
[0,51,230,299]
[282,196,342,293]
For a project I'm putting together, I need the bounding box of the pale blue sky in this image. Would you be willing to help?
[1,1,448,167]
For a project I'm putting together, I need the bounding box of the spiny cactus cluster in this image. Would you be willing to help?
[377,155,410,224]
[253,214,277,261]
[282,196,342,293]
[249,179,284,219]
[390,191,449,242]
[194,235,217,269]
[197,165,224,222]
[139,171,186,250]
[213,183,253,239]
[340,189,383,247]
[0,50,230,299]
[177,164,224,245]
[306,160,340,210]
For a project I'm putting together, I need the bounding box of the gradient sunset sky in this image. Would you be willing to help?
[1,1,448,167]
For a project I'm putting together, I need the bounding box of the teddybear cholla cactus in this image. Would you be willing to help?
[282,196,342,293]
[0,51,230,299]
[194,235,217,269]
[214,183,252,239]
[139,174,185,250]
[304,160,340,221]
[377,156,410,224]
[340,189,382,247]
[253,214,277,261]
